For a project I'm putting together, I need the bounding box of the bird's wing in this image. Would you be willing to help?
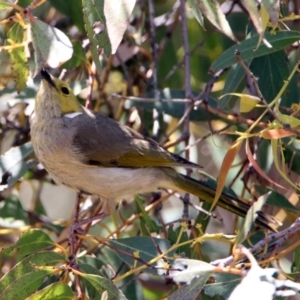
[63,109,201,168]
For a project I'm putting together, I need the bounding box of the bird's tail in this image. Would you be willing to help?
[165,169,278,230]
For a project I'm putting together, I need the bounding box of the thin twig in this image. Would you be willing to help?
[161,104,193,146]
[148,0,158,94]
[177,123,233,154]
[211,218,300,267]
[157,0,181,59]
[197,68,227,102]
[110,94,193,103]
[163,33,206,83]
[179,0,193,219]
[95,54,114,112]
[115,51,133,95]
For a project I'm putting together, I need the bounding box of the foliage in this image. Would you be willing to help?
[0,0,300,299]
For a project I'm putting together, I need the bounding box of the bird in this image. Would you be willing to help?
[30,69,275,229]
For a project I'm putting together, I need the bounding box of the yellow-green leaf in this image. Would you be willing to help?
[6,23,29,92]
[220,93,260,112]
[3,229,55,259]
[277,113,300,128]
[0,1,12,10]
[0,251,65,298]
[262,0,279,26]
[25,282,74,300]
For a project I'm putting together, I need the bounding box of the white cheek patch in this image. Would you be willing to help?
[64,112,82,118]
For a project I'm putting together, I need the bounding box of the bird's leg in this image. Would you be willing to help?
[68,193,108,267]
[68,191,83,267]
[182,193,190,220]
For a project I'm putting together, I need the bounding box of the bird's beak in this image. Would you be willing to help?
[40,69,56,89]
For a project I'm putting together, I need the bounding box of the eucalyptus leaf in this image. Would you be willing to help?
[210,31,300,72]
[50,0,85,32]
[3,229,55,259]
[235,193,269,244]
[79,265,128,300]
[25,282,74,300]
[0,252,64,299]
[250,50,289,103]
[169,275,209,300]
[220,63,249,109]
[262,0,279,25]
[109,236,173,273]
[203,273,241,299]
[189,0,237,41]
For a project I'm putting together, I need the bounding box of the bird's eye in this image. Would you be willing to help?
[61,87,69,95]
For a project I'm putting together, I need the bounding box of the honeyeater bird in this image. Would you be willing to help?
[30,69,275,228]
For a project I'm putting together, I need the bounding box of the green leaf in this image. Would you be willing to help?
[243,0,264,39]
[3,229,55,259]
[188,0,204,28]
[257,139,273,174]
[134,196,161,234]
[250,50,289,103]
[203,273,241,299]
[0,142,34,190]
[79,263,128,300]
[281,57,299,108]
[210,31,300,72]
[78,256,105,272]
[220,63,249,109]
[29,19,73,76]
[254,182,299,214]
[50,0,85,32]
[292,245,300,273]
[82,0,136,57]
[194,201,213,233]
[15,0,32,7]
[109,237,173,273]
[25,282,74,300]
[78,263,103,300]
[266,191,299,213]
[62,40,86,68]
[78,267,127,300]
[82,0,103,75]
[0,252,65,299]
[82,0,111,56]
[0,195,28,221]
[283,141,300,175]
[6,23,29,92]
[1,271,52,300]
[189,0,237,41]
[235,193,268,244]
[157,27,182,88]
